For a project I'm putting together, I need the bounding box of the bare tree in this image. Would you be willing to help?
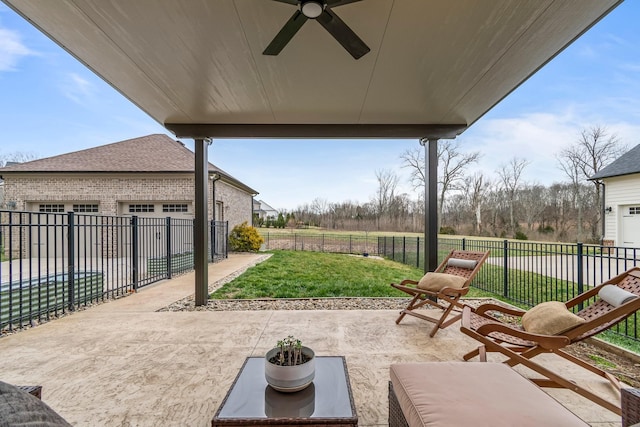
[400,141,480,229]
[558,125,626,241]
[400,146,425,191]
[557,152,584,241]
[373,169,399,230]
[0,151,38,167]
[463,173,486,235]
[497,157,529,234]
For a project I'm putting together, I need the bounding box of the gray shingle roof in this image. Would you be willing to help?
[0,134,257,194]
[590,144,640,180]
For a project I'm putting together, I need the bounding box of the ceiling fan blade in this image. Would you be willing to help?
[270,0,298,4]
[263,10,308,56]
[327,0,363,7]
[316,9,370,59]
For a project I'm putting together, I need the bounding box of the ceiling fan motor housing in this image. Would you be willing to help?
[300,1,325,19]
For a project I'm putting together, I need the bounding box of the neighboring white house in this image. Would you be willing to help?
[590,143,640,248]
[254,199,279,220]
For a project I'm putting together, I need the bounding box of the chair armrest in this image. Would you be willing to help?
[622,388,640,427]
[476,303,526,317]
[475,323,571,350]
[399,279,419,286]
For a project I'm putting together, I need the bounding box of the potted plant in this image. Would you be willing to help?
[265,335,315,392]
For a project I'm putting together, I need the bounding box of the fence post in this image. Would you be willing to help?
[349,235,352,254]
[402,237,406,264]
[294,234,297,251]
[67,212,75,311]
[209,219,215,263]
[462,237,466,251]
[166,217,172,279]
[503,239,509,298]
[322,234,325,252]
[392,237,395,260]
[416,237,420,268]
[131,215,139,291]
[577,242,584,310]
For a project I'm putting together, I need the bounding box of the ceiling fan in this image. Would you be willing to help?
[263,0,370,60]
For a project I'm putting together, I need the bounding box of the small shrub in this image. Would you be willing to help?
[439,226,456,235]
[514,231,528,240]
[537,225,555,234]
[229,221,264,252]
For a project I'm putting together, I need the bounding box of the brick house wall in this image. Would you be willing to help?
[2,173,254,257]
[213,179,253,228]
[3,173,252,228]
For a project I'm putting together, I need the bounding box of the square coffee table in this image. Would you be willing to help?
[212,356,358,426]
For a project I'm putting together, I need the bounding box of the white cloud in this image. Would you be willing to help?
[0,27,34,71]
[458,109,640,186]
[60,72,96,104]
[459,110,588,185]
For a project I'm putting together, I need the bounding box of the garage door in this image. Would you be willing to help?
[118,202,194,261]
[621,205,640,248]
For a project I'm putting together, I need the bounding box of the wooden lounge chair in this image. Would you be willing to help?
[460,267,640,416]
[391,249,490,337]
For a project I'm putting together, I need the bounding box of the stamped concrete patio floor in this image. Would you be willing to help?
[0,253,625,426]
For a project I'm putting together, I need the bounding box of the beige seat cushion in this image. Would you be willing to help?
[522,301,585,335]
[390,362,589,427]
[417,272,467,292]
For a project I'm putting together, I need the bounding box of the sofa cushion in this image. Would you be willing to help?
[0,381,71,426]
[389,362,588,427]
[417,272,467,292]
[522,301,585,335]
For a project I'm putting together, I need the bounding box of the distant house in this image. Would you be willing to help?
[0,134,258,231]
[590,143,640,248]
[254,199,279,220]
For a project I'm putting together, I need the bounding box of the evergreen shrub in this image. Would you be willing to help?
[229,221,264,252]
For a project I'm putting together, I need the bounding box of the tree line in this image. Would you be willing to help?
[289,126,627,243]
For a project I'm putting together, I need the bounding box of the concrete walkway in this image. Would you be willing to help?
[0,253,625,426]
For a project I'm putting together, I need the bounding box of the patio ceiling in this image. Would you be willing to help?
[2,0,622,139]
[2,0,623,304]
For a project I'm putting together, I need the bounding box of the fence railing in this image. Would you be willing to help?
[1,210,227,331]
[261,231,377,255]
[379,236,640,343]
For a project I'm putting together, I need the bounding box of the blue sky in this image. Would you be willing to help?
[1,2,639,211]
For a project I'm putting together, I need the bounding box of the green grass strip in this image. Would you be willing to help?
[210,251,420,299]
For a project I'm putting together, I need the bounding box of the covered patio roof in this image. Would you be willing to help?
[2,0,623,302]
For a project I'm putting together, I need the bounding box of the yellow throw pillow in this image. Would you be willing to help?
[521,301,585,335]
[417,272,467,292]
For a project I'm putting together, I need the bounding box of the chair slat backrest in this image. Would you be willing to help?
[571,270,640,341]
[437,250,490,282]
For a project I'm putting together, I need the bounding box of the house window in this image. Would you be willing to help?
[73,204,99,213]
[215,201,224,221]
[629,207,640,215]
[163,203,188,213]
[39,204,65,213]
[128,204,155,213]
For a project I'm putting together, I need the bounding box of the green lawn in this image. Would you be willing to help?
[210,250,492,299]
[210,251,421,299]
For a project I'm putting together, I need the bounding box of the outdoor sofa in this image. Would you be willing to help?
[389,362,640,427]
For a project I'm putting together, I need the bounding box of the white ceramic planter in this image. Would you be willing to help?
[265,346,315,392]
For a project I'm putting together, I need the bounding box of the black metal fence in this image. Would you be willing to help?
[379,236,640,342]
[0,210,227,331]
[261,232,377,254]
